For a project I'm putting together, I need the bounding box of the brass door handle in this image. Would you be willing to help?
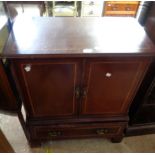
[96,129,108,135]
[75,87,80,99]
[82,88,87,98]
[75,87,87,99]
[48,131,61,137]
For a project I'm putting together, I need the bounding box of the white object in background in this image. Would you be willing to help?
[81,1,104,17]
[52,1,77,17]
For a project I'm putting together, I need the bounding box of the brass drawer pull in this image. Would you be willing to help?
[96,129,108,135]
[48,131,61,137]
[112,6,118,11]
[82,88,87,98]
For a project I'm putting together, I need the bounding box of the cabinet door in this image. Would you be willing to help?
[80,58,150,116]
[0,61,18,113]
[12,59,82,118]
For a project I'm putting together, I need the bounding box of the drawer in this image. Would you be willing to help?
[30,123,126,140]
[105,2,139,12]
[81,6,103,17]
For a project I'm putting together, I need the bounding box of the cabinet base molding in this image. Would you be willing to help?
[27,116,129,125]
[25,121,127,146]
[126,124,155,136]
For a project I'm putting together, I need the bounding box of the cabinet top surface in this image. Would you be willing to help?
[3,17,155,58]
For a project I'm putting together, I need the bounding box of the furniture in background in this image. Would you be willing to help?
[45,1,103,17]
[127,1,155,136]
[1,17,155,146]
[137,1,152,26]
[0,61,18,113]
[144,2,155,44]
[45,1,78,17]
[0,2,19,113]
[5,1,142,18]
[53,1,77,17]
[81,1,103,17]
[103,1,140,17]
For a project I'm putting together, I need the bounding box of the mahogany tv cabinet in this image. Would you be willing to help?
[1,17,155,146]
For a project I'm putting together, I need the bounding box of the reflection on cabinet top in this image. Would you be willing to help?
[3,17,155,58]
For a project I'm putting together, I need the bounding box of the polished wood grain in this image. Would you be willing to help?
[81,58,151,116]
[3,17,155,58]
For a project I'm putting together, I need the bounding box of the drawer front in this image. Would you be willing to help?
[105,4,138,12]
[104,2,139,16]
[30,123,126,140]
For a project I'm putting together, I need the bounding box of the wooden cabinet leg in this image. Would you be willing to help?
[111,135,123,143]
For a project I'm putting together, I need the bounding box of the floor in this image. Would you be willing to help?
[0,113,155,153]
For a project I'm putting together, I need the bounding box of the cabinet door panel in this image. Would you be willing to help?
[81,58,150,116]
[12,59,81,118]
